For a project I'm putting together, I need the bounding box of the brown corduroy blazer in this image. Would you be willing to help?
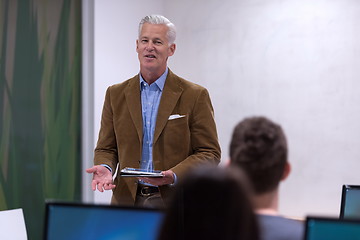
[94,69,221,206]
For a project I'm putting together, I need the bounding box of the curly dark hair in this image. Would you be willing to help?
[229,116,288,194]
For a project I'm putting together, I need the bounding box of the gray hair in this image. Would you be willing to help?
[138,15,176,44]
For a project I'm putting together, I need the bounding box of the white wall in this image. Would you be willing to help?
[90,0,360,217]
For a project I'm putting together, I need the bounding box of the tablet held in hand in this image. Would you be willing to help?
[120,167,164,178]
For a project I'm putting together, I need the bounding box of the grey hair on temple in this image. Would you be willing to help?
[138,15,176,44]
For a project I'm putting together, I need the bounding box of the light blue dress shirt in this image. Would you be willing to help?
[139,68,167,172]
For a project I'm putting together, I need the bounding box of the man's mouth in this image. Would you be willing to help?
[145,54,156,59]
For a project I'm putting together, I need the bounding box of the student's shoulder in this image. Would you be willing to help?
[257,214,305,240]
[258,214,304,226]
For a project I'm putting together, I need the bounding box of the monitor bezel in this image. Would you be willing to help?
[43,200,164,240]
[339,184,360,219]
[305,215,360,240]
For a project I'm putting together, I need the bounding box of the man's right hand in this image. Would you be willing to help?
[86,165,116,192]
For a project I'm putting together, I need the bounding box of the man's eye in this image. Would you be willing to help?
[141,39,148,43]
[154,41,162,45]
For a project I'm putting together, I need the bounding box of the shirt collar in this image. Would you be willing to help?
[139,68,168,91]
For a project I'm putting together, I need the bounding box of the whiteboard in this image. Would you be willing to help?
[92,0,360,218]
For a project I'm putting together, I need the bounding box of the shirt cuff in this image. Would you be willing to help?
[168,172,177,186]
[101,164,112,173]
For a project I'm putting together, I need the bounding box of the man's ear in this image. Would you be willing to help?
[136,39,139,53]
[281,162,291,181]
[168,43,176,56]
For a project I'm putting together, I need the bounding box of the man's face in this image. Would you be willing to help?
[136,23,175,76]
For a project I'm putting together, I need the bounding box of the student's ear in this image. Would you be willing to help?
[281,162,291,181]
[224,158,231,167]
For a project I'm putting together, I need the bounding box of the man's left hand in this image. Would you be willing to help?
[138,170,175,186]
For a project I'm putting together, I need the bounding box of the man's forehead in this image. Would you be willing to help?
[141,23,168,35]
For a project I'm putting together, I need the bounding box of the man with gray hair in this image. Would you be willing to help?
[86,15,221,208]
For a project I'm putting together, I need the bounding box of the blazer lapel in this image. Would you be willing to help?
[125,76,143,142]
[153,71,183,144]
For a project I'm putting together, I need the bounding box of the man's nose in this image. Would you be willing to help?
[145,41,155,51]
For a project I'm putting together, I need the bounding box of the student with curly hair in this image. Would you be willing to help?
[229,116,304,240]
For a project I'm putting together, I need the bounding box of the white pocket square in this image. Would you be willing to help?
[168,114,186,120]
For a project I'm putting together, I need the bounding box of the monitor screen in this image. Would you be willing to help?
[44,202,164,240]
[305,216,360,240]
[340,185,360,219]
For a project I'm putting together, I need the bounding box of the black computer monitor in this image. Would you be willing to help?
[44,202,164,240]
[304,216,360,240]
[340,185,360,219]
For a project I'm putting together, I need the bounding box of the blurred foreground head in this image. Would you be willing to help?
[158,166,259,240]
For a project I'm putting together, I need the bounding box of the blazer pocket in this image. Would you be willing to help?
[163,116,190,157]
[166,115,188,128]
